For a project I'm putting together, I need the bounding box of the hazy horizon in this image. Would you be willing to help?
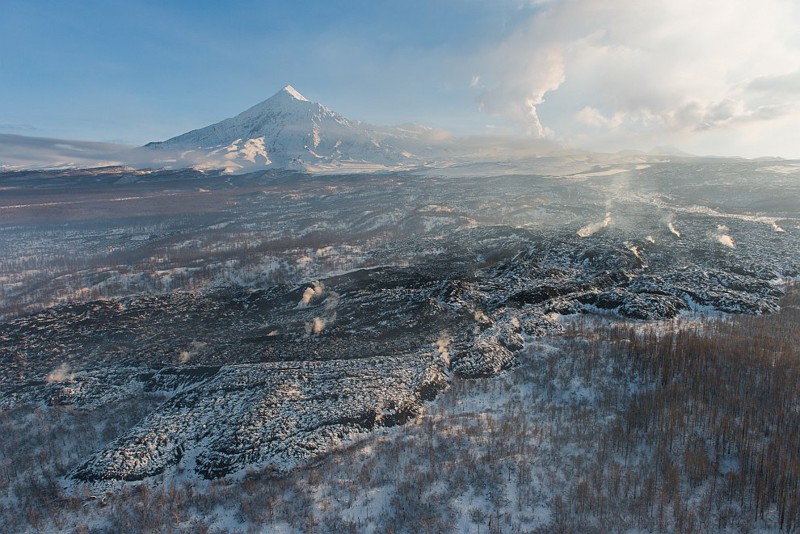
[2,1,800,159]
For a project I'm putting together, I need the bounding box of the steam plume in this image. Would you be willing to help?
[578,213,612,237]
[300,281,325,306]
[436,331,452,367]
[46,363,75,384]
[716,225,736,248]
[305,317,327,335]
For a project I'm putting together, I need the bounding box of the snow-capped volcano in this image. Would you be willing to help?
[145,85,439,173]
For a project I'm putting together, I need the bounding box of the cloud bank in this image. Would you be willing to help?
[0,133,262,173]
[473,0,800,156]
[0,134,130,170]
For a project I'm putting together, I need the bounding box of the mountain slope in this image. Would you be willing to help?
[145,85,438,173]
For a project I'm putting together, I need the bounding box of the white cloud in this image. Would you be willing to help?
[472,0,800,156]
[574,107,625,129]
[476,45,565,137]
[748,70,800,95]
[0,134,130,170]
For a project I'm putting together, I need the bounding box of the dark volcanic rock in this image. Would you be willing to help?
[0,216,794,482]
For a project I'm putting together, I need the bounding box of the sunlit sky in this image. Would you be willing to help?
[2,0,799,158]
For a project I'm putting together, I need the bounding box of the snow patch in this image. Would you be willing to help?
[281,84,308,101]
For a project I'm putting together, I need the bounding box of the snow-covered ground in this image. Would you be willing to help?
[4,294,798,532]
[1,157,799,532]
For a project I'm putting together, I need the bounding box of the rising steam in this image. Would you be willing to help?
[305,317,327,335]
[716,225,736,248]
[473,310,491,323]
[179,340,207,364]
[46,363,75,384]
[577,213,612,237]
[300,281,325,306]
[436,331,452,368]
[626,242,646,266]
[303,285,340,335]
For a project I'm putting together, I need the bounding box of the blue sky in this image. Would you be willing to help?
[0,0,529,144]
[2,0,800,157]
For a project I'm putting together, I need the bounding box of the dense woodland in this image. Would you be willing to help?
[1,284,798,532]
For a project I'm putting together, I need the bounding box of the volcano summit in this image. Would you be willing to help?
[145,85,441,173]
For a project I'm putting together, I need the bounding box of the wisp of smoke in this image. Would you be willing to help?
[305,317,327,335]
[301,287,315,305]
[179,340,207,364]
[473,310,491,323]
[300,281,325,306]
[436,331,452,368]
[324,290,340,311]
[46,363,75,384]
[716,225,736,248]
[312,317,326,334]
[626,242,646,266]
[577,213,612,237]
[302,284,339,336]
[717,235,736,248]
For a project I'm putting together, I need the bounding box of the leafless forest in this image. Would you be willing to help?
[1,161,798,532]
[1,285,797,532]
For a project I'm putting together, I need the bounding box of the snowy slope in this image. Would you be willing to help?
[145,85,438,173]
